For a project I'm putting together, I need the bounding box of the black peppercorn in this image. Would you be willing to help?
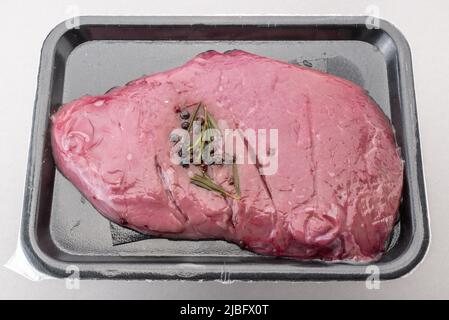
[181,121,189,130]
[181,160,190,168]
[169,133,180,143]
[180,110,190,120]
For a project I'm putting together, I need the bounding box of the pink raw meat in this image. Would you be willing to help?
[51,50,403,261]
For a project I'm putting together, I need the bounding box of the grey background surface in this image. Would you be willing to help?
[0,0,448,299]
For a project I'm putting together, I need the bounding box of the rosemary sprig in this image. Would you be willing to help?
[232,161,241,198]
[188,104,214,159]
[188,134,202,152]
[187,103,202,132]
[200,107,208,154]
[206,109,219,130]
[190,174,239,200]
[182,102,241,200]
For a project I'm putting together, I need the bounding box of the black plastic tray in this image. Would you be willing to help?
[21,16,429,281]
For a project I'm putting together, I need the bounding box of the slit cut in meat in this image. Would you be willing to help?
[154,155,188,224]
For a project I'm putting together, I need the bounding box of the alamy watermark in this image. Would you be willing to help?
[170,119,279,175]
[365,5,381,30]
[64,4,80,30]
[65,264,80,290]
[365,265,380,290]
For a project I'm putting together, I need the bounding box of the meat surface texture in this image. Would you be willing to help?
[51,50,403,261]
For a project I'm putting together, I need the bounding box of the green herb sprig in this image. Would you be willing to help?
[191,173,240,200]
[187,103,202,132]
[180,102,241,200]
[232,160,241,198]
